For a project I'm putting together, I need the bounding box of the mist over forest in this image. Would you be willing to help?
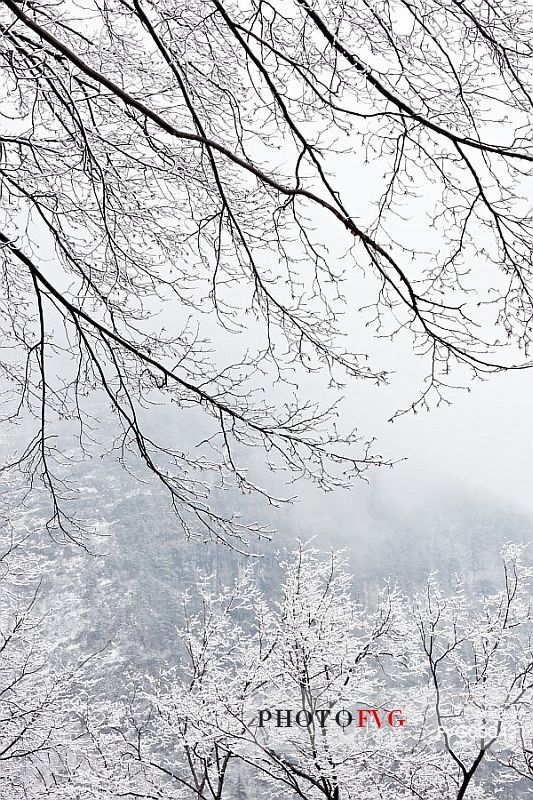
[4,390,529,671]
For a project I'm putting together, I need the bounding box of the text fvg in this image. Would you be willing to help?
[258,708,406,729]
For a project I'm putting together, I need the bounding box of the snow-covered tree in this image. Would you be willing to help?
[0,522,80,798]
[74,545,403,799]
[2,0,533,541]
[396,543,533,799]
[79,543,533,799]
[233,545,404,800]
[69,566,264,799]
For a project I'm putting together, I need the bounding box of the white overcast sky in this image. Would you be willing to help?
[371,367,533,514]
